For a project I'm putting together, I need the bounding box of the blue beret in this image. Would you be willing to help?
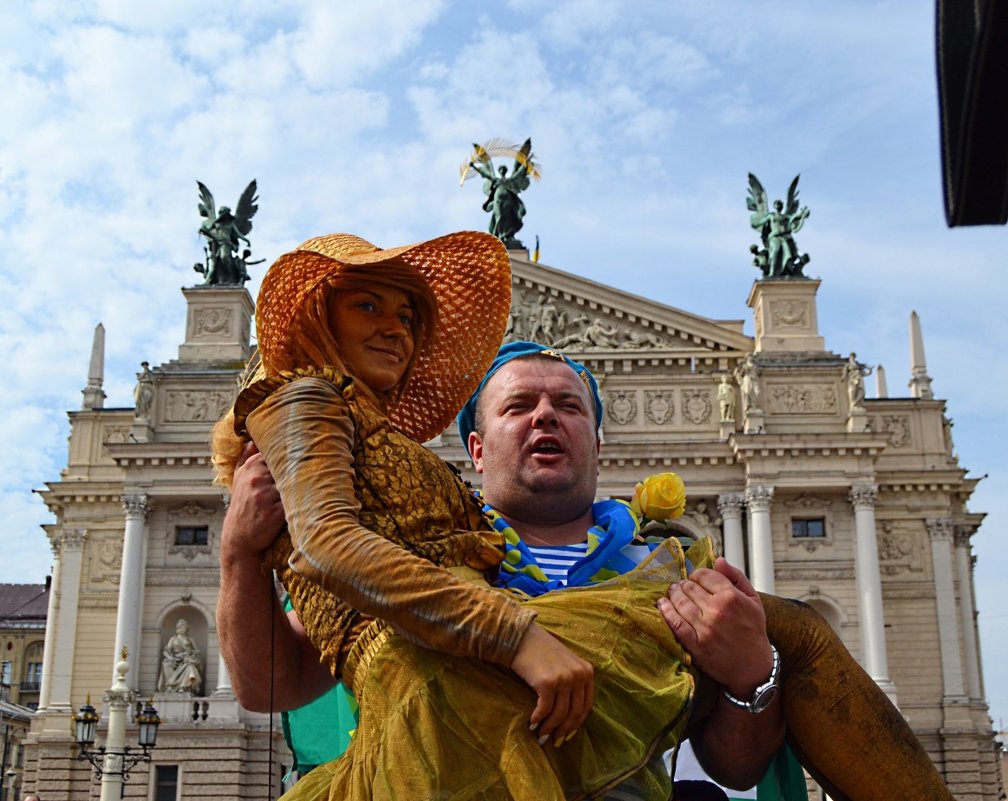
[456,340,603,455]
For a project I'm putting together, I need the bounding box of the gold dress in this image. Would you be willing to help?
[235,368,711,801]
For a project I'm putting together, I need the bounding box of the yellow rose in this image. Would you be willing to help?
[631,472,686,521]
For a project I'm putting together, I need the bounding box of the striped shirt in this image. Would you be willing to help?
[525,542,590,584]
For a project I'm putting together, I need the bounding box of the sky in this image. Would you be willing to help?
[2,0,1005,735]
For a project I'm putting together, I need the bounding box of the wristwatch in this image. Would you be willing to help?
[722,645,780,714]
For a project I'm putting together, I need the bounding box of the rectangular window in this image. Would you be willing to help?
[1,660,11,685]
[175,526,208,546]
[23,661,43,691]
[153,765,179,801]
[791,518,826,538]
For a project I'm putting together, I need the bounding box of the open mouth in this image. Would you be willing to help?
[529,437,565,456]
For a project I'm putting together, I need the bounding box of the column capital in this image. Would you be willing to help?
[745,484,775,511]
[848,483,878,510]
[925,517,955,541]
[953,523,978,548]
[58,528,88,550]
[122,493,151,520]
[717,493,746,517]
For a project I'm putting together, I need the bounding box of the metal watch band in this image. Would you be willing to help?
[722,644,780,713]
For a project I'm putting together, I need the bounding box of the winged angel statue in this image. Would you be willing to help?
[747,174,811,278]
[193,179,262,286]
[460,138,541,248]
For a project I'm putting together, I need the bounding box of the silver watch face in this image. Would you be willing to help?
[750,683,779,714]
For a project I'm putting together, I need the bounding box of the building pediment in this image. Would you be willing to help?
[509,253,752,369]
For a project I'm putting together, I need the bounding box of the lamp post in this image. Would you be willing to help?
[73,648,160,801]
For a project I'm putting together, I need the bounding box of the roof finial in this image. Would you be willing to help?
[908,311,934,399]
[81,323,106,410]
[875,364,889,398]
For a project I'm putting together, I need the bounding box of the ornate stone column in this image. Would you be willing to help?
[744,485,775,593]
[717,494,746,570]
[849,484,897,703]
[927,518,968,703]
[47,529,87,715]
[36,533,63,712]
[953,524,982,700]
[113,494,151,687]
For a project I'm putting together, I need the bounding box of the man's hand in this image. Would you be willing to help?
[220,442,285,562]
[657,557,772,696]
[658,557,784,789]
[509,622,594,746]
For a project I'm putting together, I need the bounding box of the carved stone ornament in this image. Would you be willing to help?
[167,502,215,519]
[767,384,838,414]
[606,391,638,426]
[195,308,234,338]
[165,389,234,423]
[881,415,911,448]
[103,425,129,446]
[60,528,88,549]
[925,517,955,541]
[745,485,775,510]
[168,543,213,561]
[877,521,922,577]
[681,390,712,425]
[717,493,745,517]
[769,299,809,327]
[122,494,152,519]
[505,291,670,351]
[848,484,878,509]
[644,390,674,425]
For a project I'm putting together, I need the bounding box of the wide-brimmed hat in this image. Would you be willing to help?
[256,231,512,443]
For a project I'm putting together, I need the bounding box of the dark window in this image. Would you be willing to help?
[154,765,179,801]
[792,518,826,538]
[175,526,208,546]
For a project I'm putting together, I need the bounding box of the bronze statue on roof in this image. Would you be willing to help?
[193,179,263,286]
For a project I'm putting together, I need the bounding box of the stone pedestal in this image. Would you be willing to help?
[177,286,254,364]
[747,278,825,353]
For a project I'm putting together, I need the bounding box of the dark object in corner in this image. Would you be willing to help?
[936,0,1008,225]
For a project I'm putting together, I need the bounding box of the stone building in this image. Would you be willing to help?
[21,250,998,800]
[1,581,48,801]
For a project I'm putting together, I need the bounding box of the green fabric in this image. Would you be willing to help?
[281,597,359,774]
[750,744,808,801]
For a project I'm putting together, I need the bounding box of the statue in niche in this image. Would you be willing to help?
[460,139,540,249]
[157,619,202,694]
[841,352,873,410]
[193,179,263,286]
[718,374,736,421]
[747,174,811,278]
[133,361,155,421]
[734,355,762,414]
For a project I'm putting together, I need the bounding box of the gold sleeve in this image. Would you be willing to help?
[246,376,536,667]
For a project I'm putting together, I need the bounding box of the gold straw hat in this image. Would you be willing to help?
[256,231,512,443]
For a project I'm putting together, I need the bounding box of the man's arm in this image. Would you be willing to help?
[217,444,336,712]
[658,557,785,789]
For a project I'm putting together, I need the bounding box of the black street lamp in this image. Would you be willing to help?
[74,693,160,784]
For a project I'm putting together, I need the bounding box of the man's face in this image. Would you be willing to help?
[468,358,599,521]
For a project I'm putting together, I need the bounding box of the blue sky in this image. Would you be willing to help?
[2,1,1005,734]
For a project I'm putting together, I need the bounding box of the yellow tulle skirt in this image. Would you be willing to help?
[281,538,716,801]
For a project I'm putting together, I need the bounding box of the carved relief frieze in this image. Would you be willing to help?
[193,308,234,338]
[506,290,670,350]
[167,544,213,561]
[167,502,215,519]
[165,390,234,423]
[103,425,129,446]
[880,415,911,448]
[766,383,837,414]
[680,389,712,425]
[90,538,124,585]
[606,390,638,426]
[644,390,674,425]
[768,299,809,328]
[878,521,924,577]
